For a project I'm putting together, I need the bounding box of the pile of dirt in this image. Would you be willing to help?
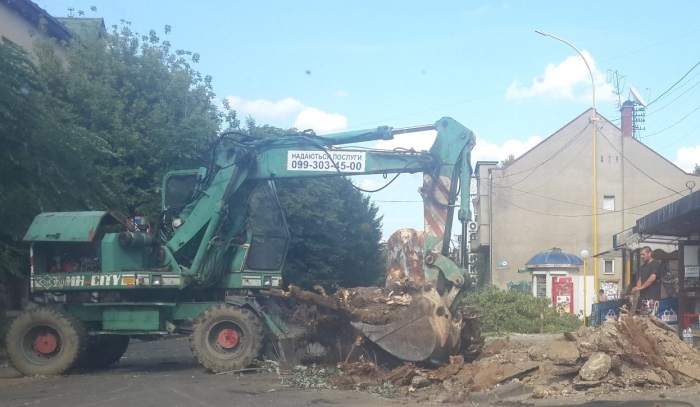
[261,284,483,363]
[322,315,700,403]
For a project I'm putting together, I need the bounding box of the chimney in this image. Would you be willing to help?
[620,100,634,138]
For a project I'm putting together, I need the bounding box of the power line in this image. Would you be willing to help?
[493,123,591,186]
[596,124,684,196]
[345,28,700,132]
[647,59,700,106]
[642,102,700,138]
[657,121,700,151]
[646,76,700,117]
[495,192,678,218]
[496,134,591,195]
[598,27,700,64]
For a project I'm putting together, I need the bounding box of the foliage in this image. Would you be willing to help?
[469,254,488,289]
[0,41,114,276]
[244,123,385,290]
[32,21,230,219]
[277,178,384,290]
[694,164,699,175]
[0,21,228,279]
[465,285,582,335]
[499,154,515,168]
[0,17,383,293]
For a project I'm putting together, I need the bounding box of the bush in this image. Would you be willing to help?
[465,285,582,335]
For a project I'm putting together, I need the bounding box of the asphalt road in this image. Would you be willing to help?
[0,337,411,407]
[1,336,699,407]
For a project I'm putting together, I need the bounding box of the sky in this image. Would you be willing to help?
[36,0,700,239]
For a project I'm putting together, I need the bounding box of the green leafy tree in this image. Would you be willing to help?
[244,123,384,290]
[499,154,515,168]
[469,254,488,288]
[0,41,114,277]
[694,164,699,175]
[33,21,231,218]
[277,178,383,290]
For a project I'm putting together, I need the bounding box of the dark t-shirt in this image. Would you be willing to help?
[638,259,662,300]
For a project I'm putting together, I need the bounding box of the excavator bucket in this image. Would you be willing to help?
[351,287,462,364]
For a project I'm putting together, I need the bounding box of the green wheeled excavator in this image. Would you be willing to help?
[5,117,476,375]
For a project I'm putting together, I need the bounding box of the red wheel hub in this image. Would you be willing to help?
[35,332,58,354]
[217,328,239,349]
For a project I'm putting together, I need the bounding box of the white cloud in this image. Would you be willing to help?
[472,136,542,162]
[334,90,348,98]
[293,108,348,134]
[226,96,305,121]
[224,95,348,134]
[674,144,700,172]
[506,50,614,102]
[373,129,542,163]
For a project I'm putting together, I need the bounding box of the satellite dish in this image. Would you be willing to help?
[629,85,648,107]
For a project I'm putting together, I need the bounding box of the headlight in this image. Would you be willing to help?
[172,218,184,228]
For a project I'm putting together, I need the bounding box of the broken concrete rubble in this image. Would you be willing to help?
[528,340,580,365]
[311,315,700,402]
[579,352,612,381]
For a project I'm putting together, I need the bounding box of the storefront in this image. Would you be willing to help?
[524,248,588,316]
[612,190,700,339]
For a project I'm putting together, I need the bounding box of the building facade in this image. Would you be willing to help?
[471,104,700,315]
[0,0,70,57]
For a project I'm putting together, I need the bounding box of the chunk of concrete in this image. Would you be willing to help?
[646,370,664,385]
[529,341,580,365]
[579,353,611,381]
[491,381,526,399]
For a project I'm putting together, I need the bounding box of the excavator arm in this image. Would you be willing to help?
[162,117,476,364]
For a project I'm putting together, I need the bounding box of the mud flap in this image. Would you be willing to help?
[351,288,462,365]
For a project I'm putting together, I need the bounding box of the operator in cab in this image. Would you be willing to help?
[632,246,662,316]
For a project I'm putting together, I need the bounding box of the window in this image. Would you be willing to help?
[604,260,614,275]
[603,196,615,211]
[535,275,547,298]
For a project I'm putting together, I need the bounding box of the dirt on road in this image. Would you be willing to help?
[2,315,700,407]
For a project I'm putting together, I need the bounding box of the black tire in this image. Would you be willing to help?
[5,307,86,376]
[80,335,130,369]
[189,303,264,373]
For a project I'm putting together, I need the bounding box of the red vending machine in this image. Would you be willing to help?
[552,276,574,315]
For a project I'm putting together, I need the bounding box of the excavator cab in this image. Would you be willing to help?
[244,181,290,272]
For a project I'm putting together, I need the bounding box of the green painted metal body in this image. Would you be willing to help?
[23,117,476,341]
[24,211,126,242]
[101,233,147,272]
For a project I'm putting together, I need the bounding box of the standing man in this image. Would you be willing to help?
[632,246,662,316]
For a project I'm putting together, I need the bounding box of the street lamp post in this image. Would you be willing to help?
[536,30,599,295]
[581,249,590,326]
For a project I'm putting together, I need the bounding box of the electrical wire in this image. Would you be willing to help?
[596,124,684,196]
[645,73,700,117]
[492,134,591,194]
[598,27,700,64]
[494,192,679,218]
[642,102,700,138]
[493,123,591,187]
[657,121,700,151]
[647,59,700,106]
